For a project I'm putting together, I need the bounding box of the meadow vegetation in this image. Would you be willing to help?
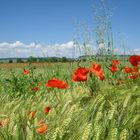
[0,55,140,140]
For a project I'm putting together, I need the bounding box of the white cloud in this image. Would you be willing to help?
[132,48,140,55]
[0,41,138,58]
[0,41,81,58]
[113,48,140,55]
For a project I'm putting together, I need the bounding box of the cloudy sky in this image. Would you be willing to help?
[0,0,140,58]
[0,41,82,58]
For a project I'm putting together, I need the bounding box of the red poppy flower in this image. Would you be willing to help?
[90,63,104,80]
[74,67,89,75]
[28,111,36,119]
[110,65,117,73]
[72,67,89,82]
[33,87,39,91]
[123,66,139,79]
[109,60,120,73]
[129,74,138,79]
[72,73,87,81]
[23,69,29,75]
[44,107,51,115]
[0,119,10,127]
[36,124,48,134]
[129,55,140,67]
[46,78,68,89]
[123,66,133,73]
[112,60,120,66]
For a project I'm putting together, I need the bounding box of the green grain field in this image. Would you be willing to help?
[0,56,140,140]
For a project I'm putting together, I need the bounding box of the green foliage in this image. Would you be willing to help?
[0,61,140,140]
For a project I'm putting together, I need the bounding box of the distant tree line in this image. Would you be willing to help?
[0,55,130,64]
[7,56,75,63]
[27,56,73,63]
[79,55,130,61]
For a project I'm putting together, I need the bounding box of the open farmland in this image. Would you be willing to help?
[0,62,67,69]
[0,56,140,140]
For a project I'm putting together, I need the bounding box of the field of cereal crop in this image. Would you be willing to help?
[0,56,140,140]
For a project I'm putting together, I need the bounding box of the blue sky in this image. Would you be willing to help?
[0,0,140,58]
